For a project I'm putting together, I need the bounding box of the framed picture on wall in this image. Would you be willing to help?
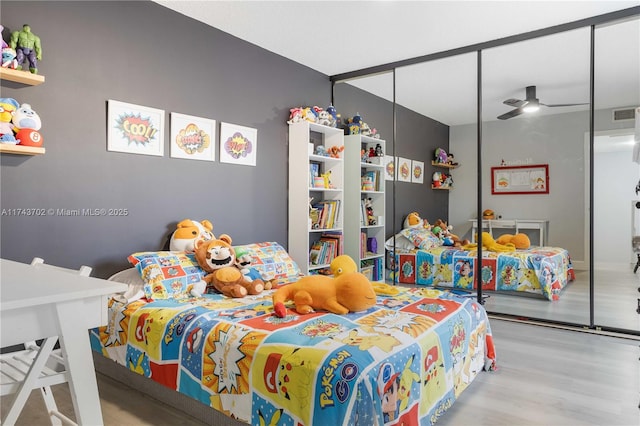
[384,155,395,181]
[411,160,424,184]
[396,157,412,182]
[219,122,257,166]
[491,164,549,194]
[107,100,164,156]
[170,113,216,161]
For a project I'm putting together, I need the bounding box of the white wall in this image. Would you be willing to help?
[593,144,639,268]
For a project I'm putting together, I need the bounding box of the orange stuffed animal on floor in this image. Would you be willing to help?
[272,270,376,317]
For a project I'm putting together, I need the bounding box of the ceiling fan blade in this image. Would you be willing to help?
[497,108,524,120]
[503,98,526,108]
[541,102,589,107]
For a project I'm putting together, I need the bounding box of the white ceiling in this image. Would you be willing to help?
[156,1,640,126]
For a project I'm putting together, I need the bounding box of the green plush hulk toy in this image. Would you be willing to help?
[10,24,42,74]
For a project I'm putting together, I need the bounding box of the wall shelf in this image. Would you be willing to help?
[431,161,458,169]
[0,68,45,85]
[0,144,45,155]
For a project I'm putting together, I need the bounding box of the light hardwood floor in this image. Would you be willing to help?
[483,266,640,332]
[2,319,638,425]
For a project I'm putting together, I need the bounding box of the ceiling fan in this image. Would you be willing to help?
[497,85,587,120]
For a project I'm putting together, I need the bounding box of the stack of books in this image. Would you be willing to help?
[310,200,341,229]
[309,231,343,266]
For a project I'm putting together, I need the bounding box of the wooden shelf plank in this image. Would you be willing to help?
[431,161,459,169]
[0,144,45,155]
[0,68,45,85]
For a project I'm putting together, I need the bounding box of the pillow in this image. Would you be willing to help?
[108,267,146,303]
[399,227,441,250]
[384,233,416,253]
[233,242,302,285]
[128,251,205,300]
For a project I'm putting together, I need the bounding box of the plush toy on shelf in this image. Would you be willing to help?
[434,147,448,164]
[328,145,344,158]
[12,103,43,147]
[194,235,266,298]
[272,266,376,317]
[2,46,18,69]
[10,24,42,74]
[0,97,19,144]
[169,219,215,253]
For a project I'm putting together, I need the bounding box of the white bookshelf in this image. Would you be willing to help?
[288,122,344,274]
[344,135,386,281]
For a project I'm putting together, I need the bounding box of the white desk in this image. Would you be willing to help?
[469,219,549,246]
[0,259,127,425]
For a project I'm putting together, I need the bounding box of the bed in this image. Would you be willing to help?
[387,228,575,301]
[91,242,496,426]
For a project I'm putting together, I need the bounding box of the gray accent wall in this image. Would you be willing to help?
[0,1,331,277]
[333,83,449,235]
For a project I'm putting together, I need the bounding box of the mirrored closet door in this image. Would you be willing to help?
[593,16,640,333]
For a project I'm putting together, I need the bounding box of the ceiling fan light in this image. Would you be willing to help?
[523,99,540,113]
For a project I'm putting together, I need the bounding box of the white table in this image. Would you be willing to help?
[0,259,127,425]
[469,219,549,246]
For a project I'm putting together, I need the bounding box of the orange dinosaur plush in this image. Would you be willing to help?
[273,271,376,317]
[194,235,265,298]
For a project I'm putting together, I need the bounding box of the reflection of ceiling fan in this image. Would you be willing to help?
[497,85,587,120]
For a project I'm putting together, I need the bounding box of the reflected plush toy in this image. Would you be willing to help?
[496,233,531,250]
[194,235,265,298]
[273,271,376,317]
[169,219,214,253]
[463,232,515,252]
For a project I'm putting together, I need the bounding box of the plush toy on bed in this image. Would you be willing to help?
[403,211,431,230]
[432,219,469,248]
[272,260,376,317]
[234,246,274,290]
[463,232,516,252]
[194,235,266,298]
[496,233,531,249]
[169,219,214,253]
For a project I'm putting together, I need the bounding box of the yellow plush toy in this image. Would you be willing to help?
[496,233,531,249]
[330,255,399,296]
[463,232,516,252]
[272,271,377,317]
[329,255,357,276]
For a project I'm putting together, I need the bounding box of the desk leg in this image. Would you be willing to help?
[55,300,104,425]
[1,337,58,426]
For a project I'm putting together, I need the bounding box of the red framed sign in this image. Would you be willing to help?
[491,164,549,195]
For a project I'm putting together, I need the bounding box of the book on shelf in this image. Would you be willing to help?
[309,163,319,186]
[311,200,341,229]
[361,257,383,281]
[309,231,344,266]
[362,170,380,191]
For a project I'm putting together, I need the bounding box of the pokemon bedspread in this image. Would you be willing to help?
[392,246,574,301]
[91,287,496,426]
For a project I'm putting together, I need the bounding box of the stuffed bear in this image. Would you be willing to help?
[169,219,214,253]
[194,235,265,298]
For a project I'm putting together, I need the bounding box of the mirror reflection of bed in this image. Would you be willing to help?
[333,14,640,334]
